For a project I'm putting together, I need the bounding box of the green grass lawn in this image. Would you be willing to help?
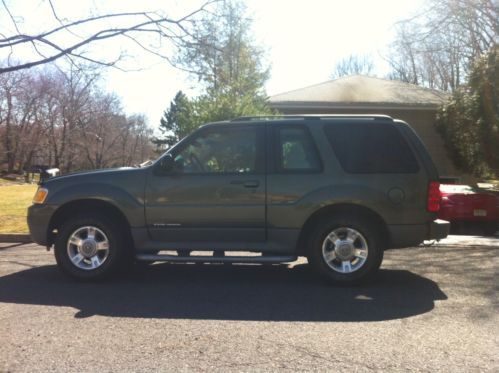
[0,183,37,233]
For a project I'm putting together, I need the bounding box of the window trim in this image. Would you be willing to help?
[270,124,323,174]
[163,124,265,176]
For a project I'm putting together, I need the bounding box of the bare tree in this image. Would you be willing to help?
[331,54,375,79]
[118,114,153,167]
[1,64,155,173]
[12,74,49,172]
[0,69,40,172]
[0,70,21,172]
[386,0,497,91]
[40,66,98,172]
[0,0,215,74]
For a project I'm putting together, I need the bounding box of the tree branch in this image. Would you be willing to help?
[0,0,218,74]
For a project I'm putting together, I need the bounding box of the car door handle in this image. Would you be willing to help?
[230,180,260,188]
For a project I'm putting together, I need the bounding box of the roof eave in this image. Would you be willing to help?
[268,101,441,111]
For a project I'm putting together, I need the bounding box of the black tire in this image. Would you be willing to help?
[483,222,498,237]
[54,214,132,280]
[306,215,384,284]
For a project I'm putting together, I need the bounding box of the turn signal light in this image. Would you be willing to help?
[427,181,441,212]
[32,188,49,204]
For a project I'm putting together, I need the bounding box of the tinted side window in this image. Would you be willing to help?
[174,127,259,174]
[276,127,322,172]
[324,122,420,173]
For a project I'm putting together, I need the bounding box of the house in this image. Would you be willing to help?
[268,75,459,179]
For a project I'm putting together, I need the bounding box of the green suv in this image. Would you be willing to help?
[28,115,449,283]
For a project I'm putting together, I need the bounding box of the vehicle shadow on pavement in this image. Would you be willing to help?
[0,263,447,321]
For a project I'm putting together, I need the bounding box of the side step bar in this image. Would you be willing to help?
[135,254,297,264]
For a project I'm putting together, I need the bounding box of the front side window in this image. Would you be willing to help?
[174,127,258,174]
[276,127,322,172]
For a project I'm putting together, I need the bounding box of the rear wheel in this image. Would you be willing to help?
[484,222,498,237]
[307,216,383,284]
[54,214,131,280]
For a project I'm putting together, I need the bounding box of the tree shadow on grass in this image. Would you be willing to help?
[0,263,447,321]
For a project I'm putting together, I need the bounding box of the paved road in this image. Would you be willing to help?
[0,237,498,372]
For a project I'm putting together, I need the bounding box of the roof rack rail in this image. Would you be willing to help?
[231,114,393,122]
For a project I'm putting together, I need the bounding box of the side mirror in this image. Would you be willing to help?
[156,154,175,174]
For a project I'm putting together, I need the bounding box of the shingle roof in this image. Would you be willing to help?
[269,75,450,109]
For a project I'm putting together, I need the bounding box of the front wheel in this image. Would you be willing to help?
[307,216,384,284]
[54,214,130,280]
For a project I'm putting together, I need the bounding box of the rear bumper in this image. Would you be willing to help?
[428,219,451,240]
[388,219,450,248]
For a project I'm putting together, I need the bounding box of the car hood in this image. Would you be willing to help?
[41,167,142,186]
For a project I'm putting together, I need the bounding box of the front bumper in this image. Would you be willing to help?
[27,204,56,246]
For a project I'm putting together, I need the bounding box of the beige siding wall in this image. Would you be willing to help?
[274,106,460,177]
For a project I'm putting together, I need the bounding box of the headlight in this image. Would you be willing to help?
[32,187,49,204]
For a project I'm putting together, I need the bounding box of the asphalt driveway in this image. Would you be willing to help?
[0,237,497,372]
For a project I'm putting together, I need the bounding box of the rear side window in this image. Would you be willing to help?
[324,122,419,173]
[275,127,322,172]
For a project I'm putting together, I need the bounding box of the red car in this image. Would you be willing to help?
[438,184,499,236]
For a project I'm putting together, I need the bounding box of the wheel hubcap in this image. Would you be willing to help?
[336,241,354,260]
[67,226,110,270]
[321,227,368,273]
[81,240,97,257]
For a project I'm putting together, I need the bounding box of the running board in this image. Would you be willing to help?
[135,254,297,264]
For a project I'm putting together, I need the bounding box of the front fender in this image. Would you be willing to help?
[47,183,145,227]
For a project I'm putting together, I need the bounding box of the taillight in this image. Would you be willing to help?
[427,181,441,212]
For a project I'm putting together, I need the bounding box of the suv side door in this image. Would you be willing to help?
[145,124,266,244]
[265,122,328,245]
